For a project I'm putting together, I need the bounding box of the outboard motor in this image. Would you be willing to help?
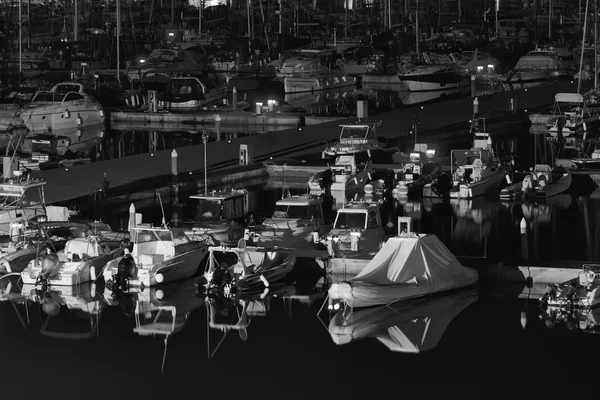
[432,172,453,196]
[109,253,138,291]
[35,252,61,290]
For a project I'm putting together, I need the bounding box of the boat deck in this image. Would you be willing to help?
[31,81,591,205]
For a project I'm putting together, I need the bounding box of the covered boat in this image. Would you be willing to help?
[329,288,478,352]
[545,93,599,138]
[328,233,478,308]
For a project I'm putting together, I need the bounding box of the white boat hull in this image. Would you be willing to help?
[20,103,105,133]
[21,260,94,286]
[452,172,508,199]
[284,75,357,94]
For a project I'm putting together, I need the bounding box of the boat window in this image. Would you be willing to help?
[224,196,245,219]
[54,85,81,95]
[32,92,58,102]
[63,92,84,102]
[308,204,323,220]
[0,194,23,207]
[136,229,172,243]
[340,126,369,140]
[367,211,379,228]
[273,204,309,219]
[334,212,366,229]
[171,229,190,245]
[194,199,222,221]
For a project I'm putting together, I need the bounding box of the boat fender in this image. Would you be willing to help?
[155,273,164,283]
[90,266,96,281]
[259,274,270,288]
[63,110,71,119]
[312,231,320,244]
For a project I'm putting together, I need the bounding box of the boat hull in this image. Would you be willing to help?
[452,172,508,199]
[20,102,105,133]
[0,205,46,236]
[284,75,357,94]
[398,70,462,92]
[535,171,572,201]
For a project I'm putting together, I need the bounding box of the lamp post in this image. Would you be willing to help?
[202,130,208,194]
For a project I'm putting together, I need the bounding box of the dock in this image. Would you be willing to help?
[32,80,591,206]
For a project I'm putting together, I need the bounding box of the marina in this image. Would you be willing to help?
[3,0,600,394]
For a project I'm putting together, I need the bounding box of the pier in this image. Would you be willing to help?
[33,80,592,206]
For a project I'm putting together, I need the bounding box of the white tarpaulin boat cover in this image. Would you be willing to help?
[329,288,478,353]
[328,234,478,308]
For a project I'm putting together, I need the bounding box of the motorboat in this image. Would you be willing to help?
[393,148,442,197]
[277,48,357,94]
[452,50,502,80]
[102,224,209,289]
[1,217,128,275]
[328,288,478,352]
[0,171,48,236]
[321,120,389,158]
[0,86,36,132]
[326,200,386,257]
[423,119,510,199]
[249,194,331,258]
[545,93,599,138]
[19,82,105,133]
[397,52,464,92]
[555,143,600,170]
[328,233,479,308]
[158,76,227,111]
[309,153,373,194]
[20,223,128,287]
[522,164,572,201]
[204,244,296,299]
[182,189,249,244]
[499,50,571,86]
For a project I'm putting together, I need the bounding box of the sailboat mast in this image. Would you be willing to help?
[594,0,598,88]
[578,0,590,94]
[74,0,78,42]
[548,0,552,40]
[116,0,120,84]
[199,0,202,38]
[416,0,419,53]
[18,0,22,73]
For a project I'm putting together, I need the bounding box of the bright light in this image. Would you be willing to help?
[139,59,146,64]
[410,152,420,159]
[487,64,494,69]
[168,32,175,37]
[267,99,277,106]
[477,66,483,71]
[426,149,436,156]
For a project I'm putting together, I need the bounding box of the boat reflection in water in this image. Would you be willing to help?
[20,122,106,157]
[284,87,356,113]
[450,198,500,259]
[520,194,572,225]
[329,288,478,352]
[19,282,103,339]
[361,81,469,107]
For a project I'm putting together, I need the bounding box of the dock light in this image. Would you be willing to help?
[168,32,175,37]
[139,59,146,64]
[420,106,424,109]
[477,66,483,72]
[426,149,436,158]
[227,140,231,143]
[94,73,99,79]
[150,153,154,157]
[409,152,420,161]
[488,64,494,70]
[298,127,302,131]
[65,168,69,171]
[155,273,164,283]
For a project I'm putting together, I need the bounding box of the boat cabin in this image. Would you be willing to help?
[451,148,497,184]
[188,190,249,223]
[0,175,46,216]
[132,226,191,268]
[339,121,381,144]
[329,200,385,253]
[513,50,563,70]
[50,82,85,95]
[271,194,325,223]
[163,77,208,102]
[330,154,371,183]
[32,83,87,103]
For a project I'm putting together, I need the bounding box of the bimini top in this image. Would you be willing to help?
[555,93,584,103]
[276,194,322,206]
[190,189,247,201]
[338,121,382,142]
[337,200,379,213]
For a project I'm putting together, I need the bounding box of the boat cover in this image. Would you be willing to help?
[328,234,478,308]
[329,288,478,352]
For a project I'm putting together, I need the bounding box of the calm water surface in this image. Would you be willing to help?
[2,180,600,394]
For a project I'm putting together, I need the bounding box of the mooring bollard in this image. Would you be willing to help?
[215,114,222,141]
[470,74,476,97]
[232,87,238,112]
[171,149,180,227]
[520,217,528,260]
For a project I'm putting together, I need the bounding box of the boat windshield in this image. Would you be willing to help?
[273,205,309,219]
[340,126,370,140]
[0,194,23,207]
[333,212,366,229]
[194,199,222,221]
[136,229,172,243]
[32,92,64,102]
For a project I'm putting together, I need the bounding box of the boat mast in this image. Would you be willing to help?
[198,0,202,38]
[18,0,22,74]
[74,0,78,42]
[578,0,590,94]
[548,0,552,40]
[594,0,598,88]
[117,0,120,84]
[416,0,419,53]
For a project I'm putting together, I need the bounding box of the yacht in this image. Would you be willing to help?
[19,82,105,133]
[0,171,47,236]
[500,50,571,86]
[309,153,373,195]
[397,52,464,92]
[321,120,387,157]
[545,93,599,138]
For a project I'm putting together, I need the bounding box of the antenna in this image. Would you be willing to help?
[157,193,167,228]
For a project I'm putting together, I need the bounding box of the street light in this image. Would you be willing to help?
[202,130,209,194]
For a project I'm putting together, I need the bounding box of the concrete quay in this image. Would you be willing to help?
[33,81,591,206]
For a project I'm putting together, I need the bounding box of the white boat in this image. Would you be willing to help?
[204,244,296,298]
[182,189,249,244]
[322,120,386,157]
[277,49,357,94]
[423,119,509,199]
[19,82,105,133]
[328,233,479,308]
[309,154,373,194]
[545,93,599,138]
[249,194,331,258]
[326,200,386,256]
[393,148,442,197]
[328,288,478,352]
[523,165,573,201]
[397,52,464,92]
[158,76,226,111]
[0,171,47,236]
[102,224,209,288]
[21,226,127,286]
[500,50,571,86]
